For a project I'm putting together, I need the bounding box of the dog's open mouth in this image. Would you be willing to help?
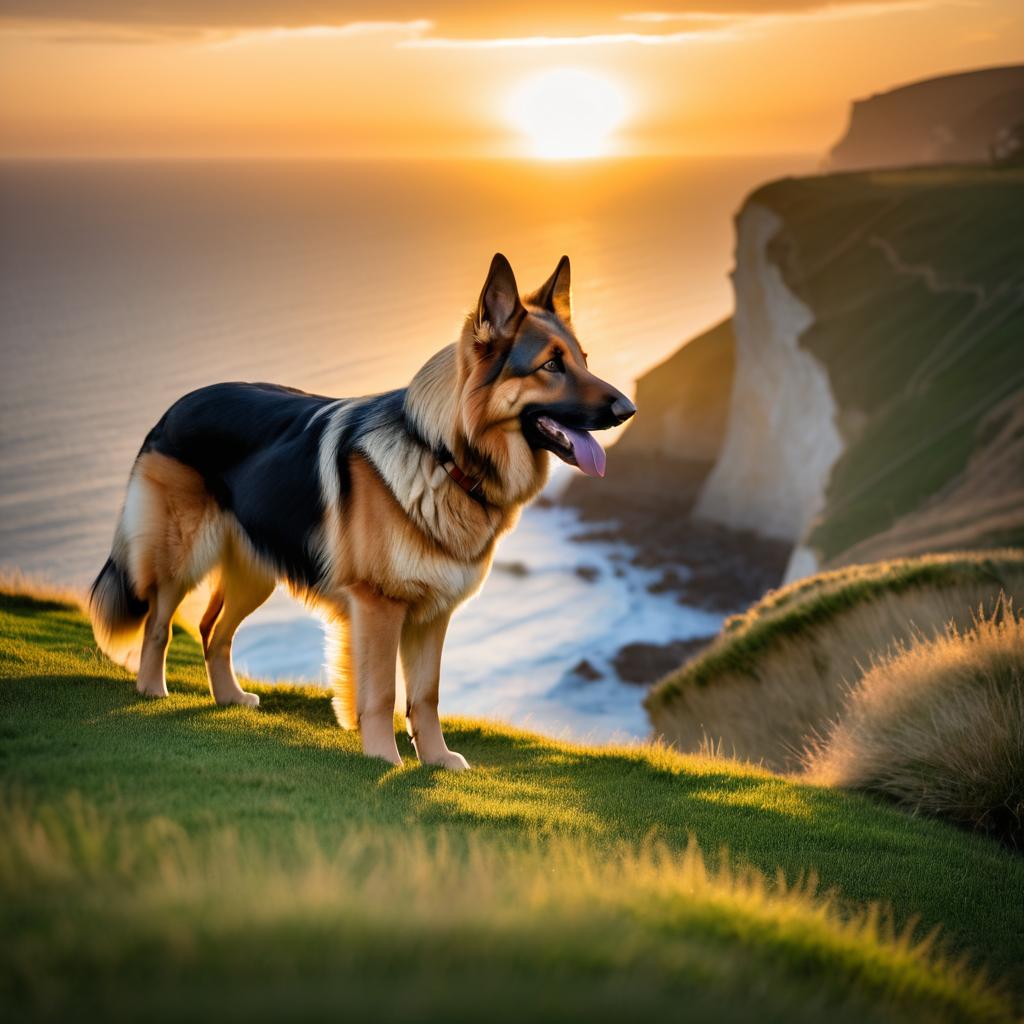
[534,415,606,477]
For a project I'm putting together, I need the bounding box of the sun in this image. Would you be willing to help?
[507,68,628,160]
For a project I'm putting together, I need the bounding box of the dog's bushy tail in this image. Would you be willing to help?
[89,555,149,672]
[325,615,357,729]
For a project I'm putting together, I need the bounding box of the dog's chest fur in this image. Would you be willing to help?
[316,414,515,622]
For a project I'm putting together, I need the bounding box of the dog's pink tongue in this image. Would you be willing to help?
[563,425,606,478]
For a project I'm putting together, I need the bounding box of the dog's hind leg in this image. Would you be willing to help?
[203,553,273,708]
[126,451,218,697]
[348,584,406,766]
[199,586,224,657]
[400,613,469,771]
[136,580,187,698]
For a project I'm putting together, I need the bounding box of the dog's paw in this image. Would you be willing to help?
[136,680,168,699]
[432,750,471,772]
[218,690,260,708]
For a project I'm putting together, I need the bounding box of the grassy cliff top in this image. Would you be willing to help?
[648,550,1024,703]
[2,589,1023,1021]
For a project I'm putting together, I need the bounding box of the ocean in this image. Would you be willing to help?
[0,154,812,740]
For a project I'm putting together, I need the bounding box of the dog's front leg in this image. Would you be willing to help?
[400,613,470,771]
[349,585,406,766]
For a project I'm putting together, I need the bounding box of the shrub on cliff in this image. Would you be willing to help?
[805,606,1024,849]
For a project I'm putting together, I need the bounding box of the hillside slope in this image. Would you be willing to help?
[833,389,1024,566]
[562,319,735,543]
[599,317,735,477]
[2,590,1023,1021]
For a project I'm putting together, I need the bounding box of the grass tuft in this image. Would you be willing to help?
[805,603,1024,849]
[0,568,83,612]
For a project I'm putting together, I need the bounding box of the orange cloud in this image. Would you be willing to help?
[1,0,940,44]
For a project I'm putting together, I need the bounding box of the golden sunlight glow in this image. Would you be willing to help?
[507,68,628,160]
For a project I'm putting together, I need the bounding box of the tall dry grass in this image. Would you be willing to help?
[805,607,1024,849]
[646,552,1024,771]
[0,569,83,610]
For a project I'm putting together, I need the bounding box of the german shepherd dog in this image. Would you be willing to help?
[89,254,634,769]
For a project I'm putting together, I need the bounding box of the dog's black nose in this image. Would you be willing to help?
[611,396,636,424]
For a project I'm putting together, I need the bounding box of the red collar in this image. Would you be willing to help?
[442,460,484,499]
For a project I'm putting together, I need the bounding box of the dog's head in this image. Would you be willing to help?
[457,253,635,488]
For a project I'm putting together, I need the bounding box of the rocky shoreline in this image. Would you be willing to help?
[556,455,790,686]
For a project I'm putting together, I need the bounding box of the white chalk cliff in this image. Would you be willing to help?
[694,203,843,566]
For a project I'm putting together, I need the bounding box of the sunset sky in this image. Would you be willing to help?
[1,1,1021,158]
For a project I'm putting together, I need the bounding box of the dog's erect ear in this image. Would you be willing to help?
[475,253,524,344]
[526,255,572,324]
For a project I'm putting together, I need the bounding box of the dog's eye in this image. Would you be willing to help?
[541,357,563,373]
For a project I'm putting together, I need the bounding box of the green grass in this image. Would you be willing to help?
[3,591,1024,1022]
[647,551,1024,706]
[752,166,1024,560]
